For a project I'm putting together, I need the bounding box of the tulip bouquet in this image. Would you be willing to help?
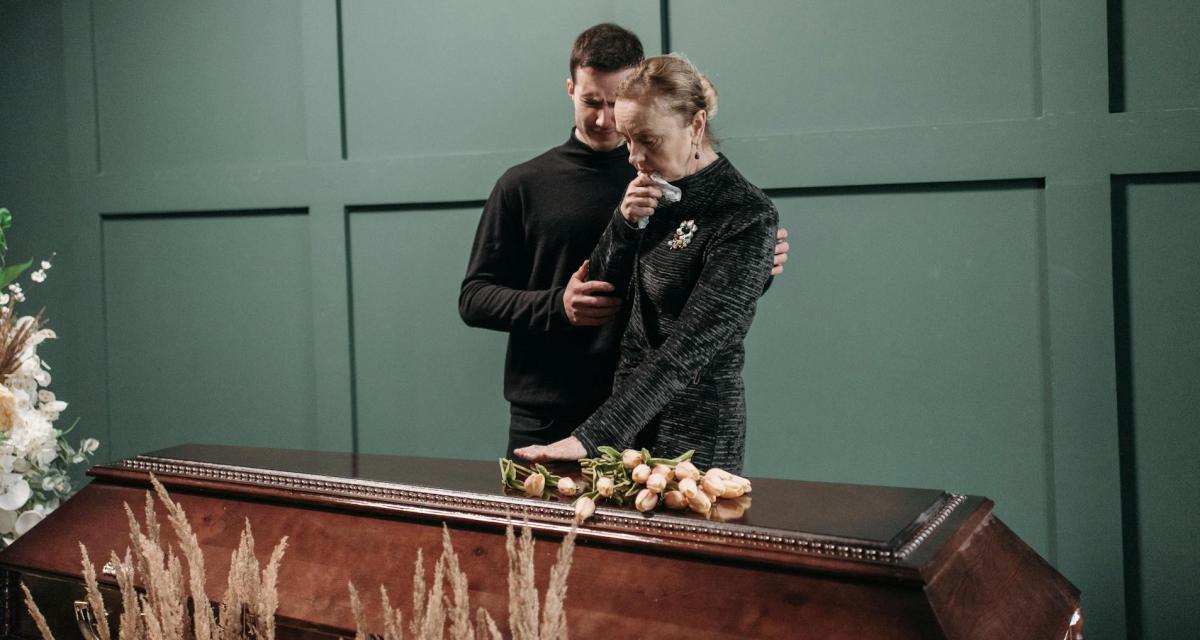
[499,446,753,524]
[0,208,98,545]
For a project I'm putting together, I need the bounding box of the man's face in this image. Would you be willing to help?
[567,66,632,152]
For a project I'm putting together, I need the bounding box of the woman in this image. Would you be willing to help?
[515,55,778,474]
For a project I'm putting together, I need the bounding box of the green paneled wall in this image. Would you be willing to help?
[92,1,308,171]
[1117,175,1200,639]
[348,204,507,459]
[673,1,1040,136]
[101,212,318,459]
[747,181,1052,554]
[1118,1,1200,111]
[3,1,1199,638]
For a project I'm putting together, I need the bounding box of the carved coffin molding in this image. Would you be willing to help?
[105,448,967,567]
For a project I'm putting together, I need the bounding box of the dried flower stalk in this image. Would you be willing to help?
[507,524,539,640]
[80,544,113,640]
[476,608,502,640]
[351,522,577,640]
[19,582,53,640]
[0,308,44,379]
[538,528,575,640]
[150,475,217,640]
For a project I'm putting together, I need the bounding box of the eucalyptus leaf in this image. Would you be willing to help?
[0,208,10,258]
[0,259,32,289]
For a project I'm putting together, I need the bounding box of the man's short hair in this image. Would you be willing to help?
[569,23,644,79]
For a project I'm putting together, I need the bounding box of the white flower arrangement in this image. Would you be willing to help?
[0,207,97,545]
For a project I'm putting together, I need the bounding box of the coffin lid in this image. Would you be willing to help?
[73,444,978,576]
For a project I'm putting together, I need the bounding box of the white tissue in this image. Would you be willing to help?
[643,173,682,229]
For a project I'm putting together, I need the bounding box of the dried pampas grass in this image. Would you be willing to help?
[19,582,53,640]
[23,477,577,640]
[22,475,286,640]
[350,522,576,640]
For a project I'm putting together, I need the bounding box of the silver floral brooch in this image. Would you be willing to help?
[669,220,697,250]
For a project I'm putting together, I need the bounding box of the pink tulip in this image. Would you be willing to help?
[673,461,701,481]
[701,473,726,499]
[631,464,652,484]
[556,476,577,496]
[595,476,615,498]
[574,496,596,523]
[635,488,659,512]
[523,473,545,497]
[646,473,668,494]
[686,490,712,515]
[663,490,687,509]
[677,477,699,498]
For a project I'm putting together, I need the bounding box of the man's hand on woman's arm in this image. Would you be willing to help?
[562,260,623,326]
[773,227,790,276]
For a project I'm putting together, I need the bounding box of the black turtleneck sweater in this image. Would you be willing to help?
[459,132,636,417]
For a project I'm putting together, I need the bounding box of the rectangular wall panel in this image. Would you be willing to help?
[340,0,660,159]
[348,205,509,459]
[1117,175,1200,638]
[1116,0,1200,111]
[744,181,1052,554]
[92,1,307,171]
[102,212,317,459]
[671,0,1039,137]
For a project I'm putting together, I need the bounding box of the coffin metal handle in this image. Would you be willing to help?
[74,601,102,640]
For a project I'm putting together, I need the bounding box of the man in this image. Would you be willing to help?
[459,24,788,456]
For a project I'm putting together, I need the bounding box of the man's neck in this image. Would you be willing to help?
[573,128,625,153]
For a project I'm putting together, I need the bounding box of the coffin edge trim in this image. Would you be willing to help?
[109,454,965,564]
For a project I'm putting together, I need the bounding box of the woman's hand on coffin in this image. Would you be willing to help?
[514,436,588,463]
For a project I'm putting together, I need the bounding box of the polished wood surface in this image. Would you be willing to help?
[0,445,1082,639]
[124,444,952,549]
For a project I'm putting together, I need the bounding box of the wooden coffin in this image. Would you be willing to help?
[0,444,1082,639]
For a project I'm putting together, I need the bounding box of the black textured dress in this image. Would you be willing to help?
[572,155,778,474]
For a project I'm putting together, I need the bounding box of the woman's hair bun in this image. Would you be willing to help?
[698,71,719,120]
[617,53,720,142]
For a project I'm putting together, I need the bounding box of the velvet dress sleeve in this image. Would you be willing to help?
[585,208,643,297]
[572,204,778,454]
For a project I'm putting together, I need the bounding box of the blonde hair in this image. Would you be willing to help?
[616,54,719,143]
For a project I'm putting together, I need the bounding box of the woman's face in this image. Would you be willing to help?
[615,97,703,181]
